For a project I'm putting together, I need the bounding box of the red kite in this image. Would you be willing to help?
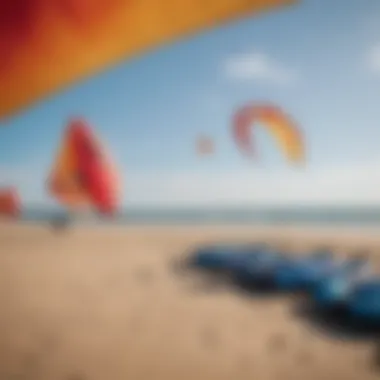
[47,118,120,216]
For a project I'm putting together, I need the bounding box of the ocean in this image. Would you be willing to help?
[20,206,380,226]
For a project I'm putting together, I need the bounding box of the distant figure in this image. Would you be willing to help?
[51,214,70,231]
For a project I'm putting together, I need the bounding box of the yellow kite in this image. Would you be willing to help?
[232,103,305,164]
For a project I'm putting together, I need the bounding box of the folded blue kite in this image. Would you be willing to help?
[189,243,269,271]
[272,249,336,291]
[312,255,371,309]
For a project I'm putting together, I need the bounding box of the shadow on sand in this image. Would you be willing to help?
[291,300,380,342]
[171,262,237,295]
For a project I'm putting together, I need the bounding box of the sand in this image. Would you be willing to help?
[0,222,380,380]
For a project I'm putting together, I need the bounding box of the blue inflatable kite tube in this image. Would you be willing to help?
[347,279,380,323]
[312,256,370,309]
[273,250,336,291]
[189,243,268,271]
[233,249,287,286]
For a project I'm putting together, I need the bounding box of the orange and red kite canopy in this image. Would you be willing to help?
[47,118,120,216]
[0,0,298,120]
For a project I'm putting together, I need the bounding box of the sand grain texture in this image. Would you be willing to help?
[0,223,379,380]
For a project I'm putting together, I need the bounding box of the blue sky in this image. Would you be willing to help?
[1,0,380,207]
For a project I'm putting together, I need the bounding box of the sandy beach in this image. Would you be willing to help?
[0,222,380,380]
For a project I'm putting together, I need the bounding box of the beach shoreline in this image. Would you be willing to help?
[4,221,380,249]
[0,222,379,380]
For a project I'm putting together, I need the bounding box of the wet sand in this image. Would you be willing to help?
[0,222,380,380]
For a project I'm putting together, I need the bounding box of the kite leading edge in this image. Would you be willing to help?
[0,0,299,121]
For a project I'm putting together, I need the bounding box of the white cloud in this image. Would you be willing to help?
[223,52,296,84]
[368,45,380,73]
[2,157,380,208]
[125,158,380,207]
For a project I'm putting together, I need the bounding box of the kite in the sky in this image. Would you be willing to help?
[232,103,305,163]
[196,136,214,156]
[0,0,298,120]
[0,187,21,218]
[47,118,120,216]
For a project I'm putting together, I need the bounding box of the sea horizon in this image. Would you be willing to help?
[20,205,380,226]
